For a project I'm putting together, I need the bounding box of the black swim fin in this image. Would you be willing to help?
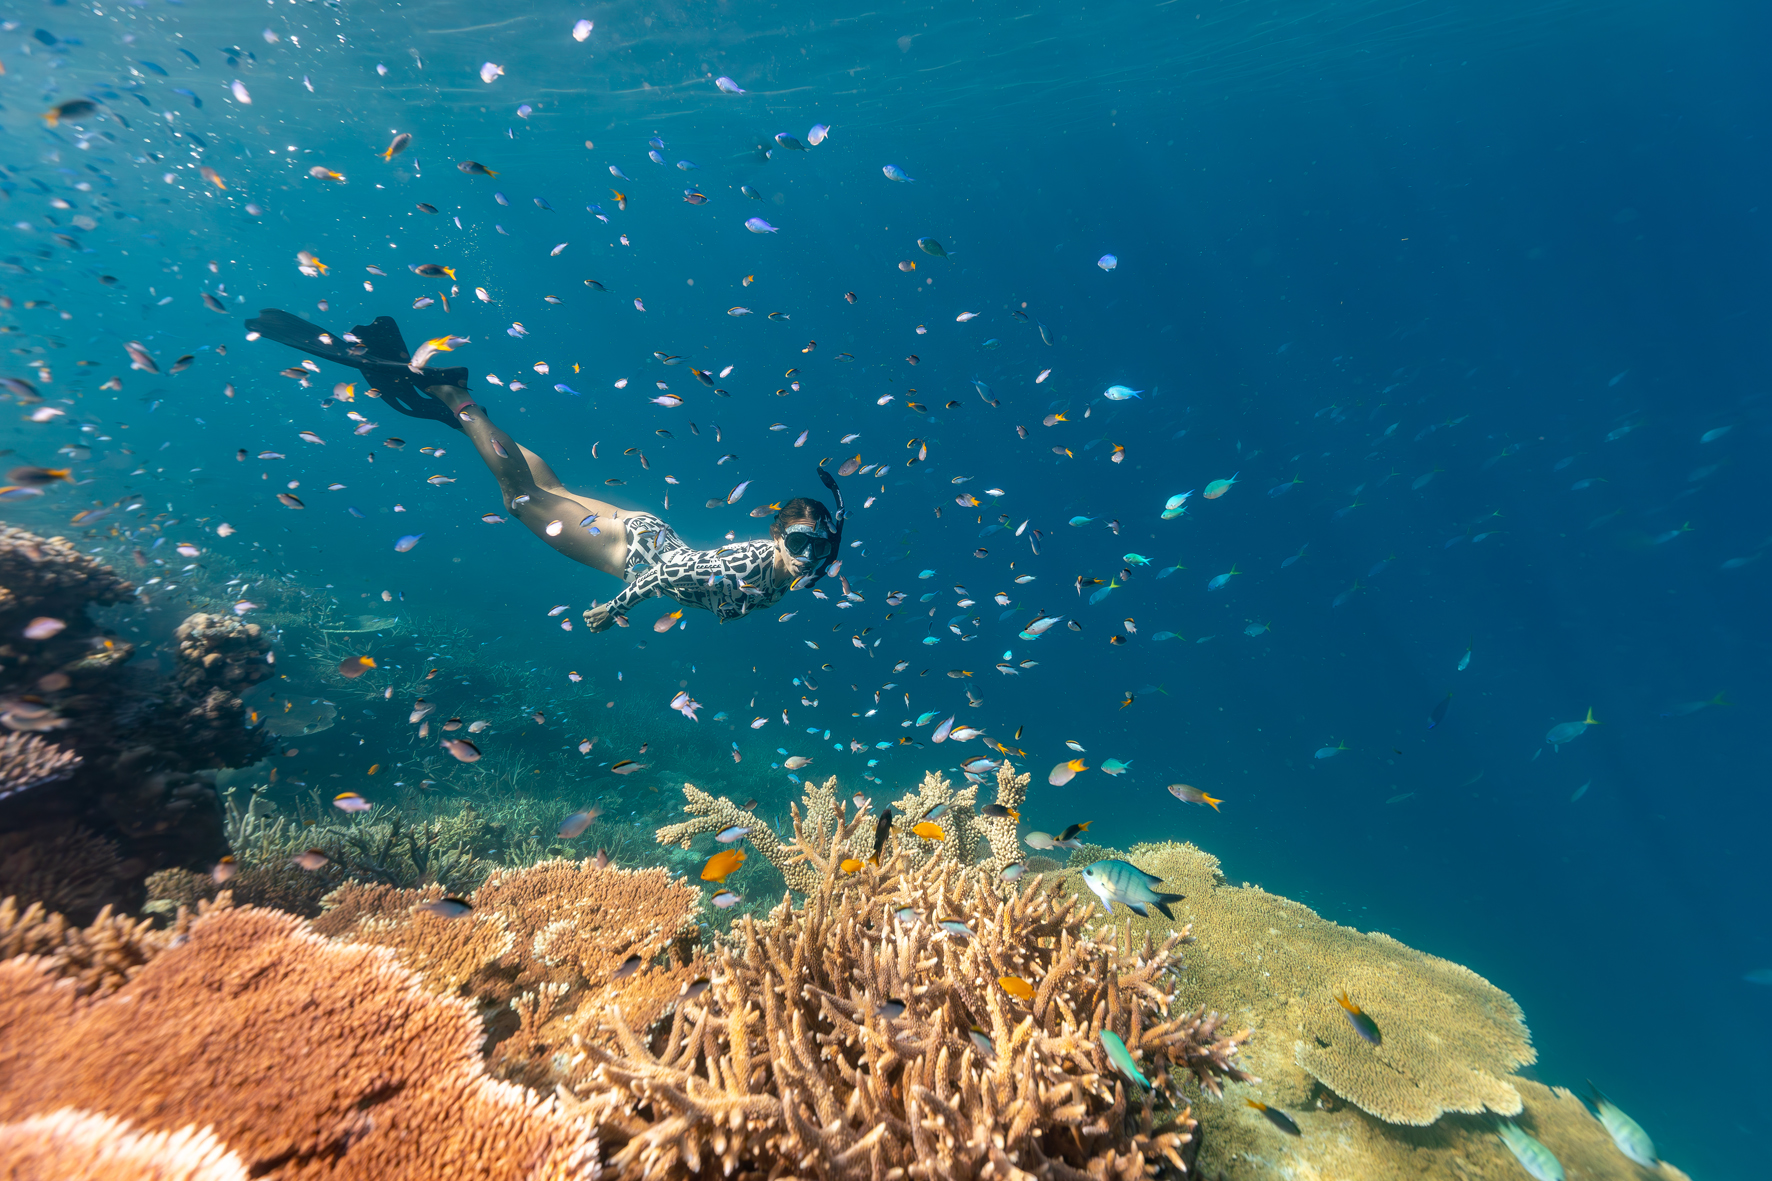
[245,308,466,432]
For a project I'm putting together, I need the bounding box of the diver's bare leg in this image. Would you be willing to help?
[420,384,631,577]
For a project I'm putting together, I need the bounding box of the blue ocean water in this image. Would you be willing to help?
[2,1,1767,1175]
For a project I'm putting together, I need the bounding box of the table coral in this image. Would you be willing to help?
[1069,841,1534,1127]
[0,732,80,801]
[0,903,601,1179]
[0,1108,249,1181]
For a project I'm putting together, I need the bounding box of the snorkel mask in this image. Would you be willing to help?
[791,467,846,590]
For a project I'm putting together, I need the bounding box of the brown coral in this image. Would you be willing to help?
[1072,841,1533,1128]
[0,731,80,801]
[315,858,708,1078]
[0,525,134,614]
[0,903,600,1179]
[0,893,208,997]
[570,849,1250,1180]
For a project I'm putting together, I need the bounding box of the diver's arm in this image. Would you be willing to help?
[584,565,668,631]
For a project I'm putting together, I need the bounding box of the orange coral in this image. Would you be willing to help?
[315,858,709,1079]
[0,904,599,1179]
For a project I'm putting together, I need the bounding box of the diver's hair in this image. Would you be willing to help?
[770,497,832,541]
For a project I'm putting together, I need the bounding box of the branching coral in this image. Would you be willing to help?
[0,893,215,998]
[0,904,601,1179]
[568,849,1250,1180]
[657,763,1035,900]
[315,858,709,1077]
[0,731,80,801]
[657,780,820,893]
[1077,841,1533,1128]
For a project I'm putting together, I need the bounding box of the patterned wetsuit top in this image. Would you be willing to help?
[601,514,787,623]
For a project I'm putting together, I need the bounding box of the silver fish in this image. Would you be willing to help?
[1080,859,1184,920]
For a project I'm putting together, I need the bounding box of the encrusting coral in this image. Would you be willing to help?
[0,903,601,1179]
[566,847,1251,1180]
[313,857,708,1077]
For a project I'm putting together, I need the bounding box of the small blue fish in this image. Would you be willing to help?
[1103,384,1142,401]
[1099,758,1132,776]
[140,60,168,75]
[744,217,779,234]
[882,164,916,183]
[1098,1030,1148,1088]
[1122,553,1150,565]
[648,150,666,164]
[553,383,581,396]
[1206,566,1240,591]
[1314,741,1348,759]
[1068,516,1094,527]
[534,196,553,210]
[676,159,699,171]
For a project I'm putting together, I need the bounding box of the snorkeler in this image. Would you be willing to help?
[246,309,845,630]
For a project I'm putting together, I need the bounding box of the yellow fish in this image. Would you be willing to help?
[911,821,946,841]
[701,848,746,882]
[998,976,1034,1001]
[839,858,863,874]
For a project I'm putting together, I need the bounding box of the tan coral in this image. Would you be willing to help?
[570,847,1250,1180]
[0,893,218,998]
[657,780,820,892]
[0,731,80,801]
[0,903,600,1179]
[1065,841,1533,1128]
[316,858,708,1075]
[0,1108,250,1181]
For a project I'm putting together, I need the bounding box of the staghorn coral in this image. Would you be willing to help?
[1069,841,1533,1130]
[0,730,80,801]
[315,858,709,1074]
[567,848,1250,1180]
[0,903,600,1179]
[657,779,821,893]
[0,1108,250,1181]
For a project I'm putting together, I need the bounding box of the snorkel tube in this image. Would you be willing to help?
[793,465,847,591]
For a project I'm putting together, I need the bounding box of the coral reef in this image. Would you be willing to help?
[0,903,601,1179]
[569,848,1250,1180]
[0,892,209,998]
[0,1108,249,1181]
[313,858,708,1073]
[0,526,277,921]
[0,824,131,920]
[0,730,81,801]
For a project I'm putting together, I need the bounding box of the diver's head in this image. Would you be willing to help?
[771,497,836,572]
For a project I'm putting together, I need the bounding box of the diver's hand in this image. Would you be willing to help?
[583,603,619,632]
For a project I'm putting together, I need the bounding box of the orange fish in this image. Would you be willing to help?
[839,858,863,874]
[998,976,1034,1001]
[910,821,946,841]
[337,655,376,679]
[701,848,745,882]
